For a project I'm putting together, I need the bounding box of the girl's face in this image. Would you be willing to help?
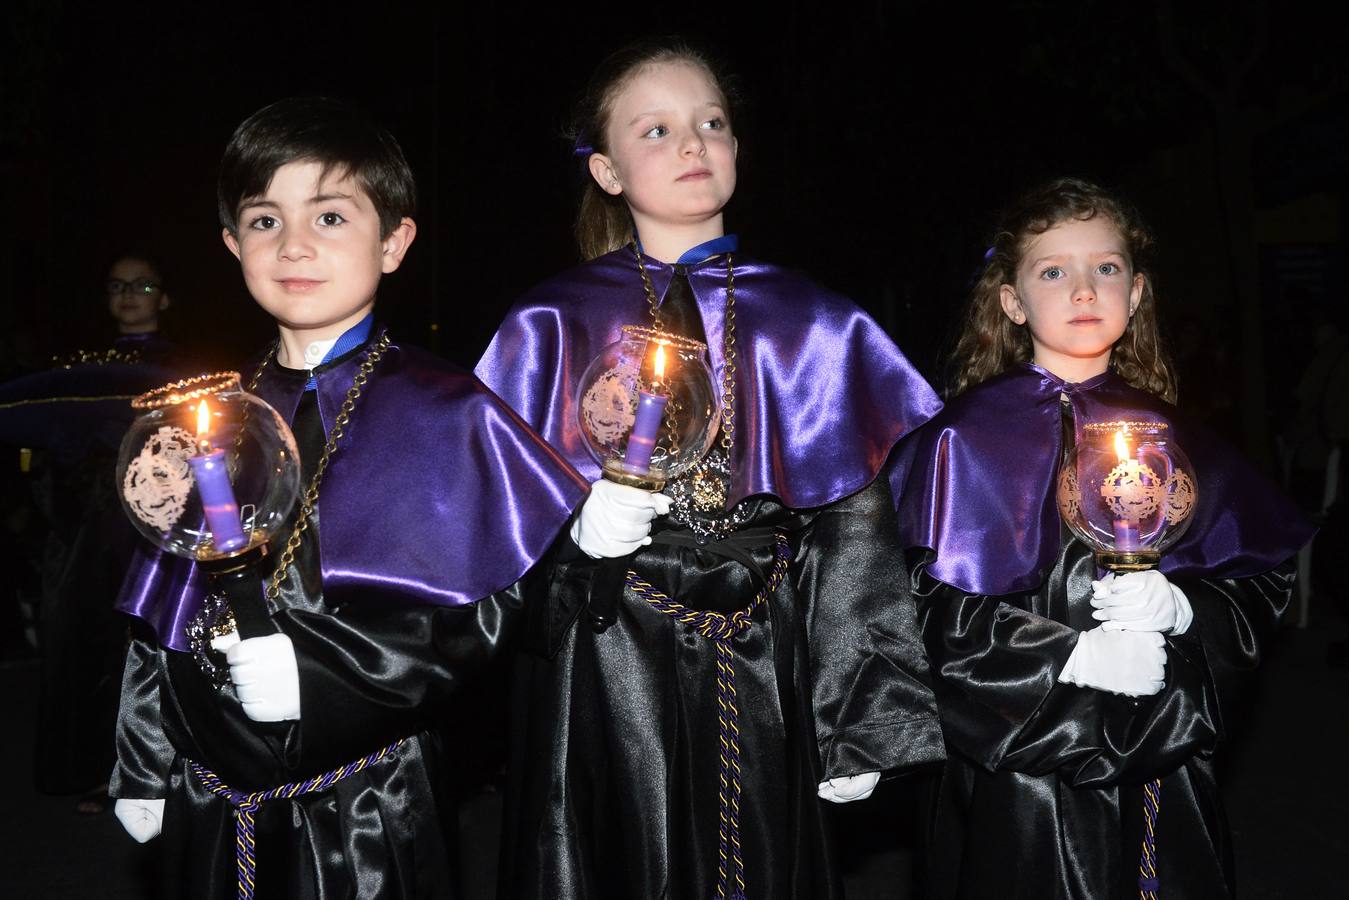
[589,61,738,237]
[999,216,1144,383]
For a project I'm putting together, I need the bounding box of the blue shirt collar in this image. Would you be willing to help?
[675,234,738,266]
[633,233,739,266]
[305,312,374,390]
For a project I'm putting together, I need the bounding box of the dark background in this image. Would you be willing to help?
[3,2,1348,897]
[5,0,1348,461]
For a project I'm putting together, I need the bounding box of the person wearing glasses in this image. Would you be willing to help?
[102,254,175,362]
[0,251,185,816]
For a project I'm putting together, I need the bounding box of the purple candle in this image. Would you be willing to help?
[1110,429,1140,551]
[623,389,668,474]
[189,400,248,552]
[1112,517,1140,551]
[623,343,669,475]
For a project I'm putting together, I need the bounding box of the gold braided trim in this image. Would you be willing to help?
[131,371,242,410]
[0,394,140,410]
[51,347,145,367]
[1082,420,1169,435]
[619,324,708,353]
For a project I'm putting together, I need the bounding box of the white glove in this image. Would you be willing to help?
[1091,571,1193,635]
[210,629,241,653]
[569,478,672,559]
[1058,627,1166,697]
[227,633,301,722]
[114,798,165,843]
[817,772,881,804]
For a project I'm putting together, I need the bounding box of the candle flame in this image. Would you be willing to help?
[1113,429,1129,462]
[197,399,211,437]
[654,344,666,381]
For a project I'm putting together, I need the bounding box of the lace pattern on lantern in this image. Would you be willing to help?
[580,366,637,446]
[1163,470,1196,523]
[1056,464,1081,522]
[1100,459,1164,520]
[122,425,198,531]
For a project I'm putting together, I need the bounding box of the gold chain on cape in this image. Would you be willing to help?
[632,244,737,457]
[243,332,391,604]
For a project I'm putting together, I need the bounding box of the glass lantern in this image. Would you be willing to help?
[117,372,301,563]
[1056,421,1198,571]
[575,325,719,491]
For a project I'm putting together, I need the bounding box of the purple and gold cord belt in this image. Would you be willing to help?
[624,530,790,900]
[1138,777,1161,899]
[187,738,406,900]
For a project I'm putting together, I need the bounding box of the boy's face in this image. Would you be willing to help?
[222,160,414,344]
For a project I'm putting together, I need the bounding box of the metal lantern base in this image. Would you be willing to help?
[602,458,666,492]
[1096,549,1161,572]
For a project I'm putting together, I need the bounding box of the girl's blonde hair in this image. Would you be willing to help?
[569,38,738,261]
[951,177,1176,402]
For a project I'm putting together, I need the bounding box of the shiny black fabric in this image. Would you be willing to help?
[2,336,184,795]
[34,449,135,793]
[914,536,1294,900]
[501,477,944,900]
[111,362,544,899]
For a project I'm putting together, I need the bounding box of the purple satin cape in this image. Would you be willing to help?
[0,361,179,461]
[894,363,1314,595]
[117,337,588,652]
[475,248,942,508]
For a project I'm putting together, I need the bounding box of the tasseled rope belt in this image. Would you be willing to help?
[623,528,790,900]
[187,738,407,900]
[1139,778,1161,899]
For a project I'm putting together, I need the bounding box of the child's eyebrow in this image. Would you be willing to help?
[237,199,278,213]
[627,108,671,125]
[310,192,357,204]
[627,101,726,126]
[1026,249,1127,269]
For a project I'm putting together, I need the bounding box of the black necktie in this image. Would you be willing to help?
[293,389,326,488]
[660,265,709,346]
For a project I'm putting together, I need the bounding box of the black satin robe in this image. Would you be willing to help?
[111,382,536,900]
[35,451,136,794]
[7,337,183,795]
[501,477,944,900]
[914,536,1294,900]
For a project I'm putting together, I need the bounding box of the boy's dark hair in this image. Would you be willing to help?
[218,97,416,238]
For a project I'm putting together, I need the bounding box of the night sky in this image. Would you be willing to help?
[5,1,1347,456]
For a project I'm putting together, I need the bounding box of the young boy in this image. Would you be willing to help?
[109,97,587,899]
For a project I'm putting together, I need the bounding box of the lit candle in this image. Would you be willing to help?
[186,399,248,552]
[623,343,669,475]
[1111,429,1141,551]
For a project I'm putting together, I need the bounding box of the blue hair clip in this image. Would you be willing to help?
[573,130,594,159]
[983,245,996,262]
